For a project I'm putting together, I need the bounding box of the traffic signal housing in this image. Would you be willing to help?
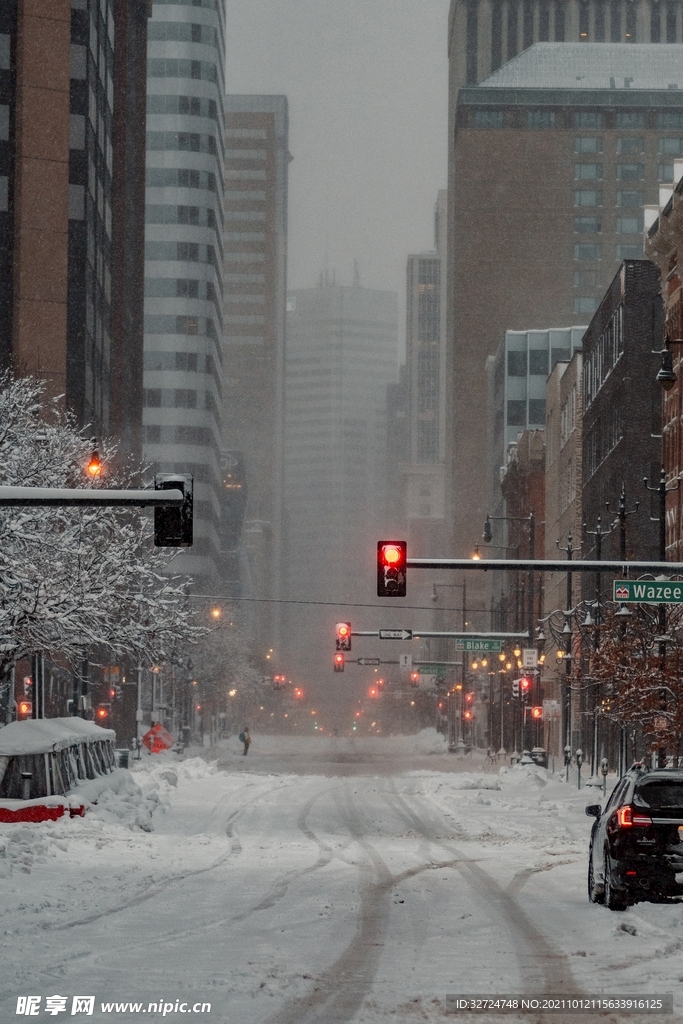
[409,671,419,687]
[333,653,345,673]
[154,473,193,547]
[512,678,520,698]
[377,541,407,597]
[17,699,32,719]
[95,704,110,722]
[519,676,532,702]
[531,706,543,720]
[335,622,352,651]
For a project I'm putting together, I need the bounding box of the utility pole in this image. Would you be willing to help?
[583,515,613,778]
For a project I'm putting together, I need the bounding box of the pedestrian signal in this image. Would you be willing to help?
[377,541,407,597]
[17,699,32,719]
[335,622,352,651]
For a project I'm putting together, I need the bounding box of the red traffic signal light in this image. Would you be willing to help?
[335,622,352,651]
[377,541,407,597]
[463,709,473,720]
[465,691,474,703]
[410,671,419,687]
[17,699,32,719]
[531,706,543,720]
[519,676,532,700]
[334,653,345,673]
[368,686,379,698]
[95,704,110,721]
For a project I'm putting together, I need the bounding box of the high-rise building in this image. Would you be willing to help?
[222,95,289,643]
[403,191,448,556]
[143,0,226,582]
[284,285,399,682]
[1,0,147,439]
[448,0,683,91]
[448,43,683,557]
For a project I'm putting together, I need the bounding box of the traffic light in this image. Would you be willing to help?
[512,679,520,698]
[333,653,345,673]
[154,473,193,547]
[368,686,379,698]
[465,692,474,704]
[17,699,32,719]
[293,687,304,699]
[410,671,419,687]
[462,709,473,721]
[273,674,286,690]
[377,541,407,597]
[531,706,543,720]
[519,676,532,702]
[335,622,352,651]
[95,704,110,722]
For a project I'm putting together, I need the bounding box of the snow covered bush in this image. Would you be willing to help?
[0,373,204,694]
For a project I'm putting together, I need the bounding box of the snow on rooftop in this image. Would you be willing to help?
[479,43,683,91]
[0,717,115,756]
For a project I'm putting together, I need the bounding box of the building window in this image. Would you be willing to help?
[574,216,602,233]
[594,2,605,39]
[574,269,597,287]
[659,163,674,181]
[658,112,683,130]
[507,0,519,58]
[529,349,549,375]
[616,243,643,259]
[574,189,602,206]
[667,0,677,41]
[538,0,550,40]
[575,163,603,180]
[507,350,527,376]
[527,110,555,129]
[574,136,602,153]
[616,163,645,180]
[574,296,599,314]
[610,0,621,40]
[659,138,683,155]
[528,399,546,423]
[579,0,589,37]
[574,111,602,129]
[616,190,643,207]
[616,216,643,233]
[144,389,161,407]
[617,137,644,154]
[615,112,646,129]
[507,399,526,426]
[651,1,661,41]
[474,109,504,128]
[574,243,601,259]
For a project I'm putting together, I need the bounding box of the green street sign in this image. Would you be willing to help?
[417,665,444,675]
[454,638,503,653]
[613,579,683,604]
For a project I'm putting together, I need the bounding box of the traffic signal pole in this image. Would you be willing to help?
[0,485,184,507]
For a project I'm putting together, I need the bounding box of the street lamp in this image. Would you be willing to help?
[655,336,683,391]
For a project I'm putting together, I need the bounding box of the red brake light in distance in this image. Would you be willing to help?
[616,805,653,828]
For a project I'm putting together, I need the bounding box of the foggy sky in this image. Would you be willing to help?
[225,0,449,330]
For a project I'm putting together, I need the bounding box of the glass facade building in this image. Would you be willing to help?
[143,0,226,580]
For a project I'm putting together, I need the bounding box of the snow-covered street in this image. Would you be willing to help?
[1,732,683,1024]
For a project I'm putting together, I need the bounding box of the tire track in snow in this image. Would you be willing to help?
[385,781,580,998]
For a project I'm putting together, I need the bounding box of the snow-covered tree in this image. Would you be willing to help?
[0,373,204,691]
[188,612,269,725]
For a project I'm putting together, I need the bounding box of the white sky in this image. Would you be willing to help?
[225,0,450,309]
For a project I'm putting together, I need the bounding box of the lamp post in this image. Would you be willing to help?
[432,580,467,752]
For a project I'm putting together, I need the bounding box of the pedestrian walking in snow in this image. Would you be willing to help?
[239,726,251,756]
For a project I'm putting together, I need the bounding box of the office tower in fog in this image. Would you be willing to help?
[222,95,289,645]
[143,0,226,582]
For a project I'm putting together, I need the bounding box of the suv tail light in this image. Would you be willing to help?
[617,805,653,828]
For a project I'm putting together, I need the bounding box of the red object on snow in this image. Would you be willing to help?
[142,723,174,753]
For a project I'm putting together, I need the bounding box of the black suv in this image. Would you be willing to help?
[586,764,683,910]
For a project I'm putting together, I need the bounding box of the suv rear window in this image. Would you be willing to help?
[634,781,683,809]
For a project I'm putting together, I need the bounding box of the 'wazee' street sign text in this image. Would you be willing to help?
[455,638,503,653]
[613,579,683,604]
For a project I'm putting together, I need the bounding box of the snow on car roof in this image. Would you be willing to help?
[0,717,115,756]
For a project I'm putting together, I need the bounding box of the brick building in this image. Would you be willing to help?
[580,260,662,576]
[645,161,683,559]
[448,43,683,561]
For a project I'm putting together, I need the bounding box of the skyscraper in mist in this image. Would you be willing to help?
[222,95,290,649]
[283,284,398,681]
[143,0,226,584]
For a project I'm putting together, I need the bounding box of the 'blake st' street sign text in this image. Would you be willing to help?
[378,629,413,640]
[455,638,503,653]
[613,579,683,604]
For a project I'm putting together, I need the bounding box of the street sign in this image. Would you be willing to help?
[522,648,538,669]
[613,579,683,604]
[454,638,503,653]
[357,658,381,666]
[378,629,413,640]
[399,653,412,671]
[543,699,561,720]
[416,664,444,675]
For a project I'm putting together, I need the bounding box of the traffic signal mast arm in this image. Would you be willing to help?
[405,556,683,574]
[0,485,184,507]
[349,630,528,639]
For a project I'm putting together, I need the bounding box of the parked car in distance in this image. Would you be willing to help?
[586,763,683,910]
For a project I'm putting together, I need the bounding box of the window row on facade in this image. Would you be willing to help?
[574,243,643,259]
[574,189,644,207]
[469,109,683,131]
[583,304,624,408]
[574,162,675,180]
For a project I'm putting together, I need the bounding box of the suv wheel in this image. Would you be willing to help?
[588,850,604,904]
[604,853,628,911]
